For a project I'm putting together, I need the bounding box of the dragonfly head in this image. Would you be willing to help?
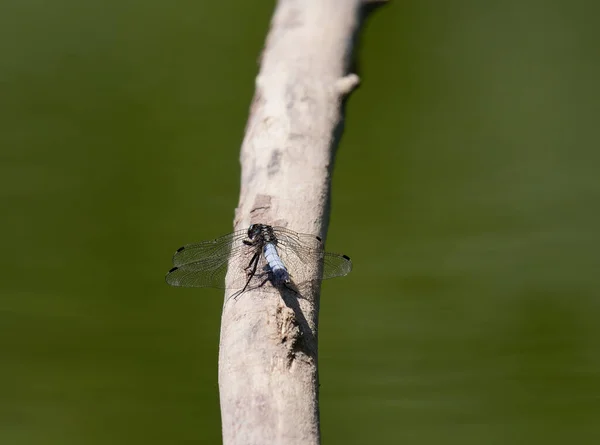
[247,224,261,240]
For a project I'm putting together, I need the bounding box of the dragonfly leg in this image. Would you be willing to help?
[244,251,259,273]
[257,276,270,288]
[236,251,260,299]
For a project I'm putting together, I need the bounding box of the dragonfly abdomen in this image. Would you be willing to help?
[263,243,290,285]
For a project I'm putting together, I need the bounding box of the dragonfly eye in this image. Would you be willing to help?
[247,224,256,238]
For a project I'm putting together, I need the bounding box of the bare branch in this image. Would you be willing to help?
[218,1,371,444]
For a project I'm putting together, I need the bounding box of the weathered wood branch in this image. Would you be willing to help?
[218,1,377,444]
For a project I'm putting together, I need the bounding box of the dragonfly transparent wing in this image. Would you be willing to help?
[165,229,253,289]
[272,227,353,285]
[321,252,353,280]
[171,229,247,267]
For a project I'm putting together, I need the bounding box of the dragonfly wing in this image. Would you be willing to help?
[165,256,230,288]
[273,227,352,284]
[322,252,352,279]
[166,229,254,289]
[171,229,247,267]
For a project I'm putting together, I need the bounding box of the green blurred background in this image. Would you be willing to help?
[2,0,599,443]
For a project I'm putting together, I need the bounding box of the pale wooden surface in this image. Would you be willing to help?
[218,1,365,444]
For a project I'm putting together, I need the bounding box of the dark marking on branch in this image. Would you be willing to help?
[267,150,282,176]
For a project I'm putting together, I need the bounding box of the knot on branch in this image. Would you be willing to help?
[335,73,361,96]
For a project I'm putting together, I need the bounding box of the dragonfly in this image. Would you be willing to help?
[165,223,352,296]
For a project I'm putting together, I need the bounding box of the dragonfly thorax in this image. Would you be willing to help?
[247,224,278,246]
